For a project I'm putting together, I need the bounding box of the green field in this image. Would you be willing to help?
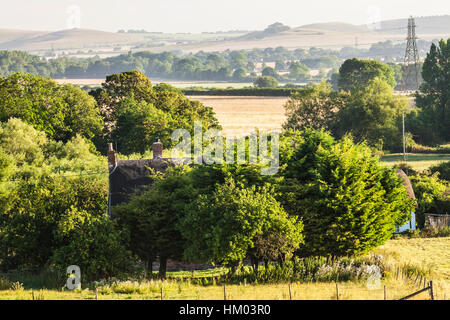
[380,153,450,171]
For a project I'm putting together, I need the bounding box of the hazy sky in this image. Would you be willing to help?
[1,0,449,33]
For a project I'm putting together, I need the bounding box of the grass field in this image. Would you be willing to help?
[1,237,449,300]
[381,153,450,171]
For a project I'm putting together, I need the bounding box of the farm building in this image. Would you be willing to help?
[107,141,417,232]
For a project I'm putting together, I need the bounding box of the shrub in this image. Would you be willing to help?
[0,277,24,291]
[279,129,415,257]
[429,161,450,182]
[410,172,449,227]
[50,208,134,282]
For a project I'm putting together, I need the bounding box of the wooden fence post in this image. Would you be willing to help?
[289,283,292,300]
[336,283,339,300]
[95,288,98,300]
[429,281,434,300]
[161,287,163,300]
[223,285,227,300]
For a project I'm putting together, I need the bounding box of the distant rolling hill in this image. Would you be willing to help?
[0,15,449,54]
[0,29,46,44]
[0,28,144,51]
[297,22,371,33]
[297,15,450,35]
[364,15,450,34]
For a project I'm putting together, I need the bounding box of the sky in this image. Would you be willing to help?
[1,0,449,33]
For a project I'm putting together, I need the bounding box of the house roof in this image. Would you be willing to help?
[109,158,175,208]
[396,169,416,200]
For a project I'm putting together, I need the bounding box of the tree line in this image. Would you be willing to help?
[0,39,434,85]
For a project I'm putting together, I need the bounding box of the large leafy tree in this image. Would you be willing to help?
[283,82,347,132]
[279,129,415,258]
[180,178,303,273]
[0,119,109,271]
[254,76,278,88]
[90,70,220,154]
[113,166,194,278]
[0,73,103,142]
[50,208,133,281]
[112,98,174,155]
[333,78,408,151]
[414,39,450,144]
[288,61,310,81]
[338,58,396,91]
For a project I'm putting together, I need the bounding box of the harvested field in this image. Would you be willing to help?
[187,95,288,137]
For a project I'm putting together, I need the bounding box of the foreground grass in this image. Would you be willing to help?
[0,279,438,300]
[1,237,449,300]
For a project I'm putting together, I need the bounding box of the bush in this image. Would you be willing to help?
[253,76,278,88]
[410,172,449,227]
[50,208,134,282]
[429,161,450,182]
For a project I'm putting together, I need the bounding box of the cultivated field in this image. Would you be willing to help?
[187,95,288,137]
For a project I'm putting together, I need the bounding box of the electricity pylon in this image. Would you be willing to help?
[403,16,420,91]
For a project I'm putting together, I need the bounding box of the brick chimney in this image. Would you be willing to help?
[152,137,163,159]
[107,143,117,172]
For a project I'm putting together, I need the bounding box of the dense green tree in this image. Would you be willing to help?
[338,58,396,91]
[112,98,174,155]
[279,129,415,257]
[288,61,310,81]
[0,73,103,142]
[50,207,134,281]
[254,76,278,88]
[429,161,450,182]
[333,78,408,151]
[113,166,193,278]
[410,172,450,228]
[180,178,303,273]
[283,82,346,131]
[0,119,108,271]
[90,70,220,154]
[262,67,278,79]
[232,67,247,81]
[414,39,450,144]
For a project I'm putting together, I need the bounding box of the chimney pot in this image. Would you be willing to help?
[107,143,116,171]
[152,138,163,159]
